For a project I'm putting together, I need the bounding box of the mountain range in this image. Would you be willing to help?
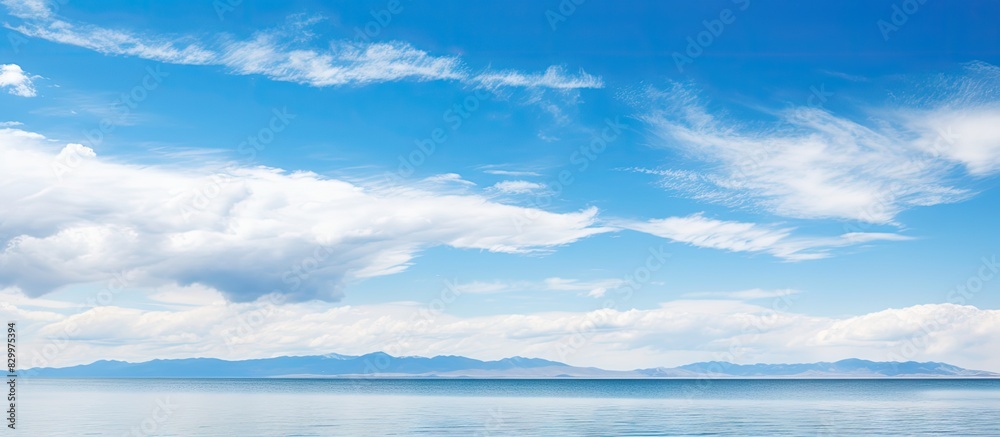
[20,353,999,378]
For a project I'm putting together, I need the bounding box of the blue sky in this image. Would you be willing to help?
[1,0,999,371]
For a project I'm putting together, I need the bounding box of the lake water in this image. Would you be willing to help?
[13,378,1000,436]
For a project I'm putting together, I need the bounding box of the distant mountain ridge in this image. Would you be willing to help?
[636,358,998,378]
[20,353,999,378]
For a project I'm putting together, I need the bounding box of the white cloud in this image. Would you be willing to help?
[0,0,49,19]
[474,66,604,90]
[421,173,476,186]
[7,293,1000,372]
[8,19,215,65]
[489,180,545,194]
[0,127,613,301]
[147,283,227,307]
[54,142,95,161]
[482,169,542,177]
[684,288,800,300]
[541,277,625,298]
[217,33,466,86]
[3,4,603,90]
[0,287,77,310]
[0,63,37,97]
[638,67,1000,223]
[906,108,1000,176]
[453,277,625,298]
[622,213,911,261]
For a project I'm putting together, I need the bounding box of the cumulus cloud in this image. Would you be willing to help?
[0,127,613,301]
[0,63,37,96]
[637,64,1000,223]
[622,213,911,261]
[2,3,602,90]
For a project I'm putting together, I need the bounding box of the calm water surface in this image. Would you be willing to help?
[15,378,1000,436]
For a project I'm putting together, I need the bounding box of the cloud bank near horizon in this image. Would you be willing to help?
[4,282,999,372]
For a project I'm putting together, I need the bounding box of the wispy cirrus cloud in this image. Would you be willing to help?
[636,63,1000,224]
[2,0,215,64]
[541,277,625,298]
[0,0,49,20]
[2,2,603,90]
[474,65,604,90]
[482,169,542,177]
[489,180,546,195]
[0,63,37,96]
[683,288,800,300]
[622,213,912,261]
[215,21,467,86]
[453,277,625,298]
[419,173,477,186]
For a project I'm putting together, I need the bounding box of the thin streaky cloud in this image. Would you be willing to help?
[482,169,543,177]
[0,0,49,19]
[3,2,603,90]
[683,288,801,300]
[622,213,913,261]
[473,66,604,90]
[450,277,624,298]
[489,180,546,194]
